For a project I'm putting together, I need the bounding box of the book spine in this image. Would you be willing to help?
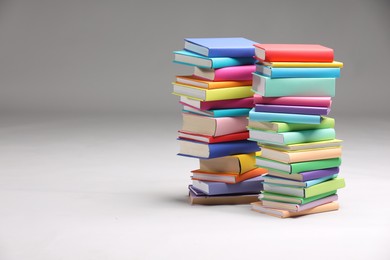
[300,167,340,181]
[305,178,346,197]
[204,179,264,195]
[209,48,256,58]
[277,117,335,132]
[291,158,342,174]
[214,65,256,81]
[208,141,260,159]
[264,48,334,62]
[211,57,255,69]
[212,108,251,117]
[206,86,253,101]
[254,104,330,115]
[254,95,332,107]
[199,97,255,110]
[249,111,321,124]
[214,116,248,136]
[283,128,336,145]
[265,67,340,78]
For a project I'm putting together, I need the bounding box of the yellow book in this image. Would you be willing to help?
[172,83,253,101]
[199,153,256,174]
[260,61,343,68]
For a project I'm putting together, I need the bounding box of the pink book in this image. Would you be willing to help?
[254,95,332,107]
[179,96,254,110]
[193,65,256,81]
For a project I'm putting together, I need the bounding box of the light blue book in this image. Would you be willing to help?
[252,73,336,97]
[249,108,321,124]
[182,106,251,117]
[262,174,338,188]
[256,64,340,78]
[173,50,255,69]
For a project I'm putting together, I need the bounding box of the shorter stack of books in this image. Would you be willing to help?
[248,44,345,217]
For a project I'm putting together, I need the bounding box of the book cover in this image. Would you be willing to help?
[173,83,253,101]
[192,176,264,195]
[178,130,249,144]
[256,157,342,174]
[251,201,340,218]
[263,178,345,198]
[199,153,256,174]
[189,188,259,205]
[266,167,340,181]
[180,96,255,110]
[173,50,255,69]
[176,75,252,89]
[254,104,330,116]
[184,37,256,57]
[256,64,340,78]
[260,147,342,163]
[249,109,322,124]
[181,113,248,136]
[178,139,260,159]
[254,95,332,107]
[257,60,343,68]
[194,65,255,81]
[254,44,334,62]
[191,167,267,184]
[248,117,335,133]
[261,194,338,212]
[252,73,336,97]
[182,105,250,117]
[261,139,342,151]
[248,128,336,145]
[260,190,337,204]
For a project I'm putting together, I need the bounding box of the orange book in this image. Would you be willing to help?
[191,167,268,184]
[175,75,251,89]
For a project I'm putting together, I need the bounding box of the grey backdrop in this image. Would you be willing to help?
[0,0,389,116]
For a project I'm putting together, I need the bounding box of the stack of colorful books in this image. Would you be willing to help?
[172,37,268,205]
[248,44,346,218]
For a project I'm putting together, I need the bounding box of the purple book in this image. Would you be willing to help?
[188,185,258,197]
[267,167,340,182]
[255,104,330,115]
[191,176,264,195]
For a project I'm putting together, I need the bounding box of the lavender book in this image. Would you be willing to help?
[191,176,264,195]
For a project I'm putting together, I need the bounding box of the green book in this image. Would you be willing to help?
[248,128,336,145]
[255,157,342,174]
[252,73,335,97]
[263,178,345,198]
[248,117,335,133]
[260,190,337,204]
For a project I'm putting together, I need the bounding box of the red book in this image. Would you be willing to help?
[178,130,249,144]
[253,44,334,62]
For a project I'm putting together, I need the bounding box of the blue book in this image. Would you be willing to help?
[262,174,338,188]
[249,109,321,124]
[173,50,255,69]
[182,105,250,117]
[191,176,264,195]
[256,64,340,78]
[184,37,257,57]
[178,139,260,159]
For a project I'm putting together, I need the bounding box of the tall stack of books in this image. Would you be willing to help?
[248,44,346,218]
[172,37,268,205]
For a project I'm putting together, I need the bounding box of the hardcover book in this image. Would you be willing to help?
[189,187,259,205]
[254,104,330,116]
[176,75,251,89]
[173,50,254,69]
[178,139,260,159]
[265,167,340,181]
[251,201,340,218]
[260,190,337,204]
[256,64,340,78]
[260,139,342,151]
[182,105,250,117]
[262,174,338,188]
[192,176,264,195]
[191,167,267,184]
[180,96,255,110]
[184,37,257,57]
[254,95,332,107]
[260,146,342,163]
[194,65,255,81]
[261,194,338,212]
[248,117,335,133]
[199,153,256,174]
[257,60,343,68]
[249,109,322,125]
[173,83,253,101]
[178,130,249,144]
[252,73,336,97]
[181,113,248,136]
[253,44,334,62]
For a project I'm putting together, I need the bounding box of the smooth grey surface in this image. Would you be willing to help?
[0,0,389,116]
[0,115,389,260]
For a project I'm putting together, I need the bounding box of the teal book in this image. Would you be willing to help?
[260,190,337,204]
[248,128,336,145]
[182,106,251,118]
[173,50,255,69]
[262,174,338,188]
[263,178,345,198]
[255,157,342,174]
[256,64,340,78]
[249,108,321,125]
[252,73,336,97]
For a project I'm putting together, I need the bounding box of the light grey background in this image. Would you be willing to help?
[0,0,389,116]
[0,1,390,260]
